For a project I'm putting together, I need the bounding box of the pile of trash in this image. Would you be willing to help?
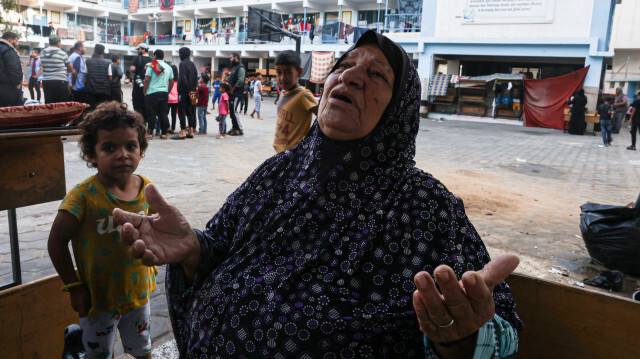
[579,193,640,276]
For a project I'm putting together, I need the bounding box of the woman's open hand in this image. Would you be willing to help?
[113,184,200,274]
[413,254,519,346]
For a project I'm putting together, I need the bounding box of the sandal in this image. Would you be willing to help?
[145,134,153,140]
[216,134,225,139]
[160,134,168,139]
[171,135,186,140]
[627,146,636,150]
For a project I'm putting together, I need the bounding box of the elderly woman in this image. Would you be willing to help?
[115,31,522,358]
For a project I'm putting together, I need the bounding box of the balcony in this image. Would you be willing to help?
[383,13,421,33]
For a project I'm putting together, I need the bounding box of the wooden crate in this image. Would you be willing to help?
[0,275,77,358]
[497,109,516,117]
[507,273,640,358]
[460,104,485,116]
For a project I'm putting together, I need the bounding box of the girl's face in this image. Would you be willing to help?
[89,127,143,186]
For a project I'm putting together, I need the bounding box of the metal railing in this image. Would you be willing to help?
[19,16,422,49]
[383,13,421,32]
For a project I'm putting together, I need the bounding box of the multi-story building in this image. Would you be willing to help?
[3,0,616,106]
[605,0,640,99]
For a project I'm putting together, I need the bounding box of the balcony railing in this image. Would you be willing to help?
[18,16,422,49]
[137,0,198,7]
[383,13,421,32]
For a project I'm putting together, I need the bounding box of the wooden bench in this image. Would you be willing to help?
[3,273,637,358]
[506,273,639,358]
[0,274,77,358]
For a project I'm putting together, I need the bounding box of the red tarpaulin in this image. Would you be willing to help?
[523,66,590,130]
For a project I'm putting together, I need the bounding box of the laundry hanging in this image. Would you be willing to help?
[310,51,334,84]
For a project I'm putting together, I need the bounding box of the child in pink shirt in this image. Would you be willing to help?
[217,83,230,139]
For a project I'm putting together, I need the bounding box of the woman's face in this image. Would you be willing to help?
[318,44,395,141]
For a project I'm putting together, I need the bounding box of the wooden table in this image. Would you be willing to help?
[0,128,80,291]
[564,108,599,135]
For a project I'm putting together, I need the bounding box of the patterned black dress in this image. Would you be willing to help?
[166,31,522,358]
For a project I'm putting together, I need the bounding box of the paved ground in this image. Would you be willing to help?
[2,84,640,355]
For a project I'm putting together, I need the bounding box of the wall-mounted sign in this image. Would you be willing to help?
[462,0,555,24]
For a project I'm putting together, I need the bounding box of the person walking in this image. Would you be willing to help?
[196,75,209,134]
[40,35,73,104]
[109,54,124,103]
[272,78,280,105]
[175,47,198,139]
[130,43,151,118]
[84,44,112,111]
[168,64,179,134]
[596,96,614,147]
[0,31,23,107]
[249,73,263,120]
[628,91,640,150]
[143,49,174,139]
[69,41,87,105]
[26,48,43,102]
[241,77,249,115]
[227,52,246,136]
[612,87,628,134]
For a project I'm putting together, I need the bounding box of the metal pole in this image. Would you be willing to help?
[8,209,21,286]
[218,12,221,43]
[338,5,342,43]
[105,16,108,43]
[303,7,307,43]
[625,56,630,80]
[243,11,247,44]
[384,0,388,31]
[377,3,381,32]
[39,5,43,38]
[75,12,78,39]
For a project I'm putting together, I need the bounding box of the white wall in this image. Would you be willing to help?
[609,0,640,49]
[434,0,594,39]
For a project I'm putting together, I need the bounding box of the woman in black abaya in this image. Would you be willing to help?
[568,88,588,135]
[115,31,522,358]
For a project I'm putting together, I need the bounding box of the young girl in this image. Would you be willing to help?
[48,102,157,359]
[217,82,230,139]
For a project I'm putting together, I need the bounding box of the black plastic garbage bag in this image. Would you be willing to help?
[580,193,640,276]
[583,270,623,291]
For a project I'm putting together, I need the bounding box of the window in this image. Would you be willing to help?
[220,17,235,31]
[609,81,615,89]
[358,10,381,26]
[197,18,214,32]
[325,11,339,23]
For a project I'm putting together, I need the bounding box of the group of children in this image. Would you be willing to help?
[48,50,318,359]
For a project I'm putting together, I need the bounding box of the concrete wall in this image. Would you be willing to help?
[609,0,640,49]
[434,0,594,39]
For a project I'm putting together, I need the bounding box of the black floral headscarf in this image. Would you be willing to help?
[167,30,522,358]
